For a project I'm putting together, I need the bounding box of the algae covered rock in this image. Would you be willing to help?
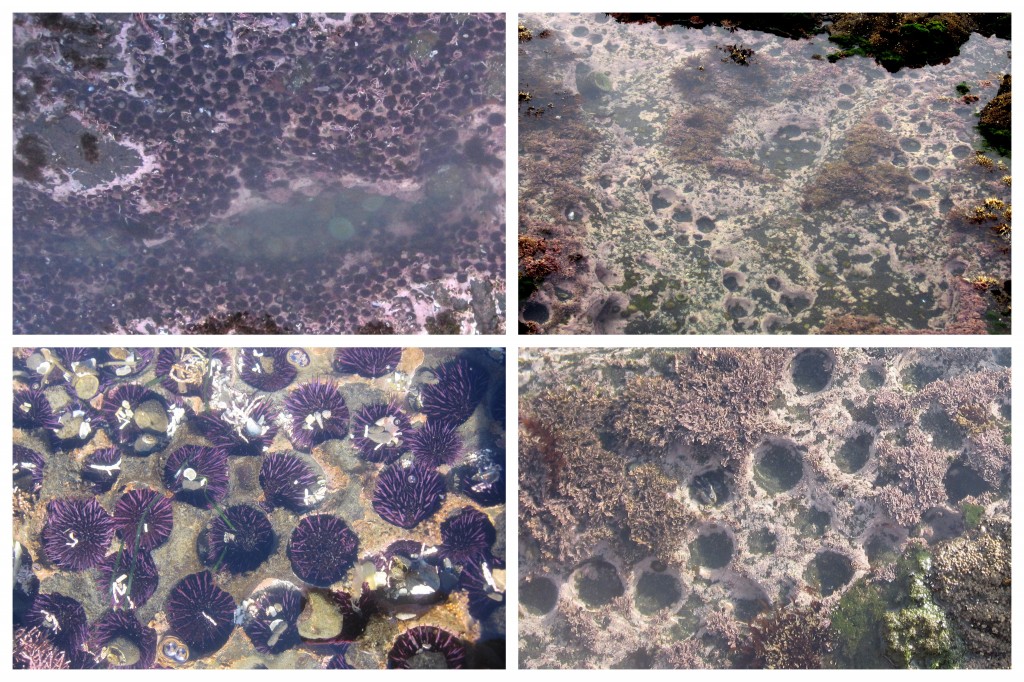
[882,548,962,669]
[930,524,1011,666]
[827,13,977,71]
[979,75,1010,156]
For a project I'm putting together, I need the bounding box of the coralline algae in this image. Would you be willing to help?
[519,347,1010,668]
[519,14,1010,334]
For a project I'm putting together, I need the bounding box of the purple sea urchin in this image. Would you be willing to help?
[165,571,236,656]
[407,420,463,467]
[162,445,229,508]
[259,453,324,512]
[372,459,446,529]
[438,507,496,566]
[287,514,359,587]
[489,379,506,427]
[13,625,71,669]
[89,609,157,668]
[352,401,411,463]
[241,582,304,654]
[13,444,45,496]
[461,559,506,621]
[371,539,435,571]
[420,357,489,426]
[283,379,349,450]
[202,504,274,573]
[387,625,466,669]
[25,592,89,655]
[13,387,58,430]
[196,397,278,456]
[101,383,176,451]
[80,448,122,494]
[237,348,299,392]
[97,548,159,610]
[113,488,173,552]
[41,498,114,571]
[334,348,403,378]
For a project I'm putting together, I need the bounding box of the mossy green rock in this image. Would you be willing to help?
[979,74,1010,157]
[883,601,959,668]
[830,580,890,668]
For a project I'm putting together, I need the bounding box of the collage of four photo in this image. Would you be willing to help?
[7,9,1013,671]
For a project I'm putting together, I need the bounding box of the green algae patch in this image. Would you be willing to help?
[884,602,960,668]
[960,502,985,529]
[830,580,891,667]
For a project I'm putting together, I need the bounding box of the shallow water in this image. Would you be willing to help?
[519,347,1010,668]
[13,347,506,669]
[519,14,1011,334]
[13,14,505,334]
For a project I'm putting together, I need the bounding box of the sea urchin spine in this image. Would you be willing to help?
[333,347,403,378]
[406,420,463,467]
[283,379,350,450]
[287,514,359,587]
[372,459,446,529]
[203,504,275,573]
[41,498,114,571]
[164,571,236,656]
[387,625,466,669]
[259,453,325,512]
[113,488,174,552]
[419,357,489,426]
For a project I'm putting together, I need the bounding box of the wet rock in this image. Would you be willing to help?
[978,74,1010,155]
[132,399,169,434]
